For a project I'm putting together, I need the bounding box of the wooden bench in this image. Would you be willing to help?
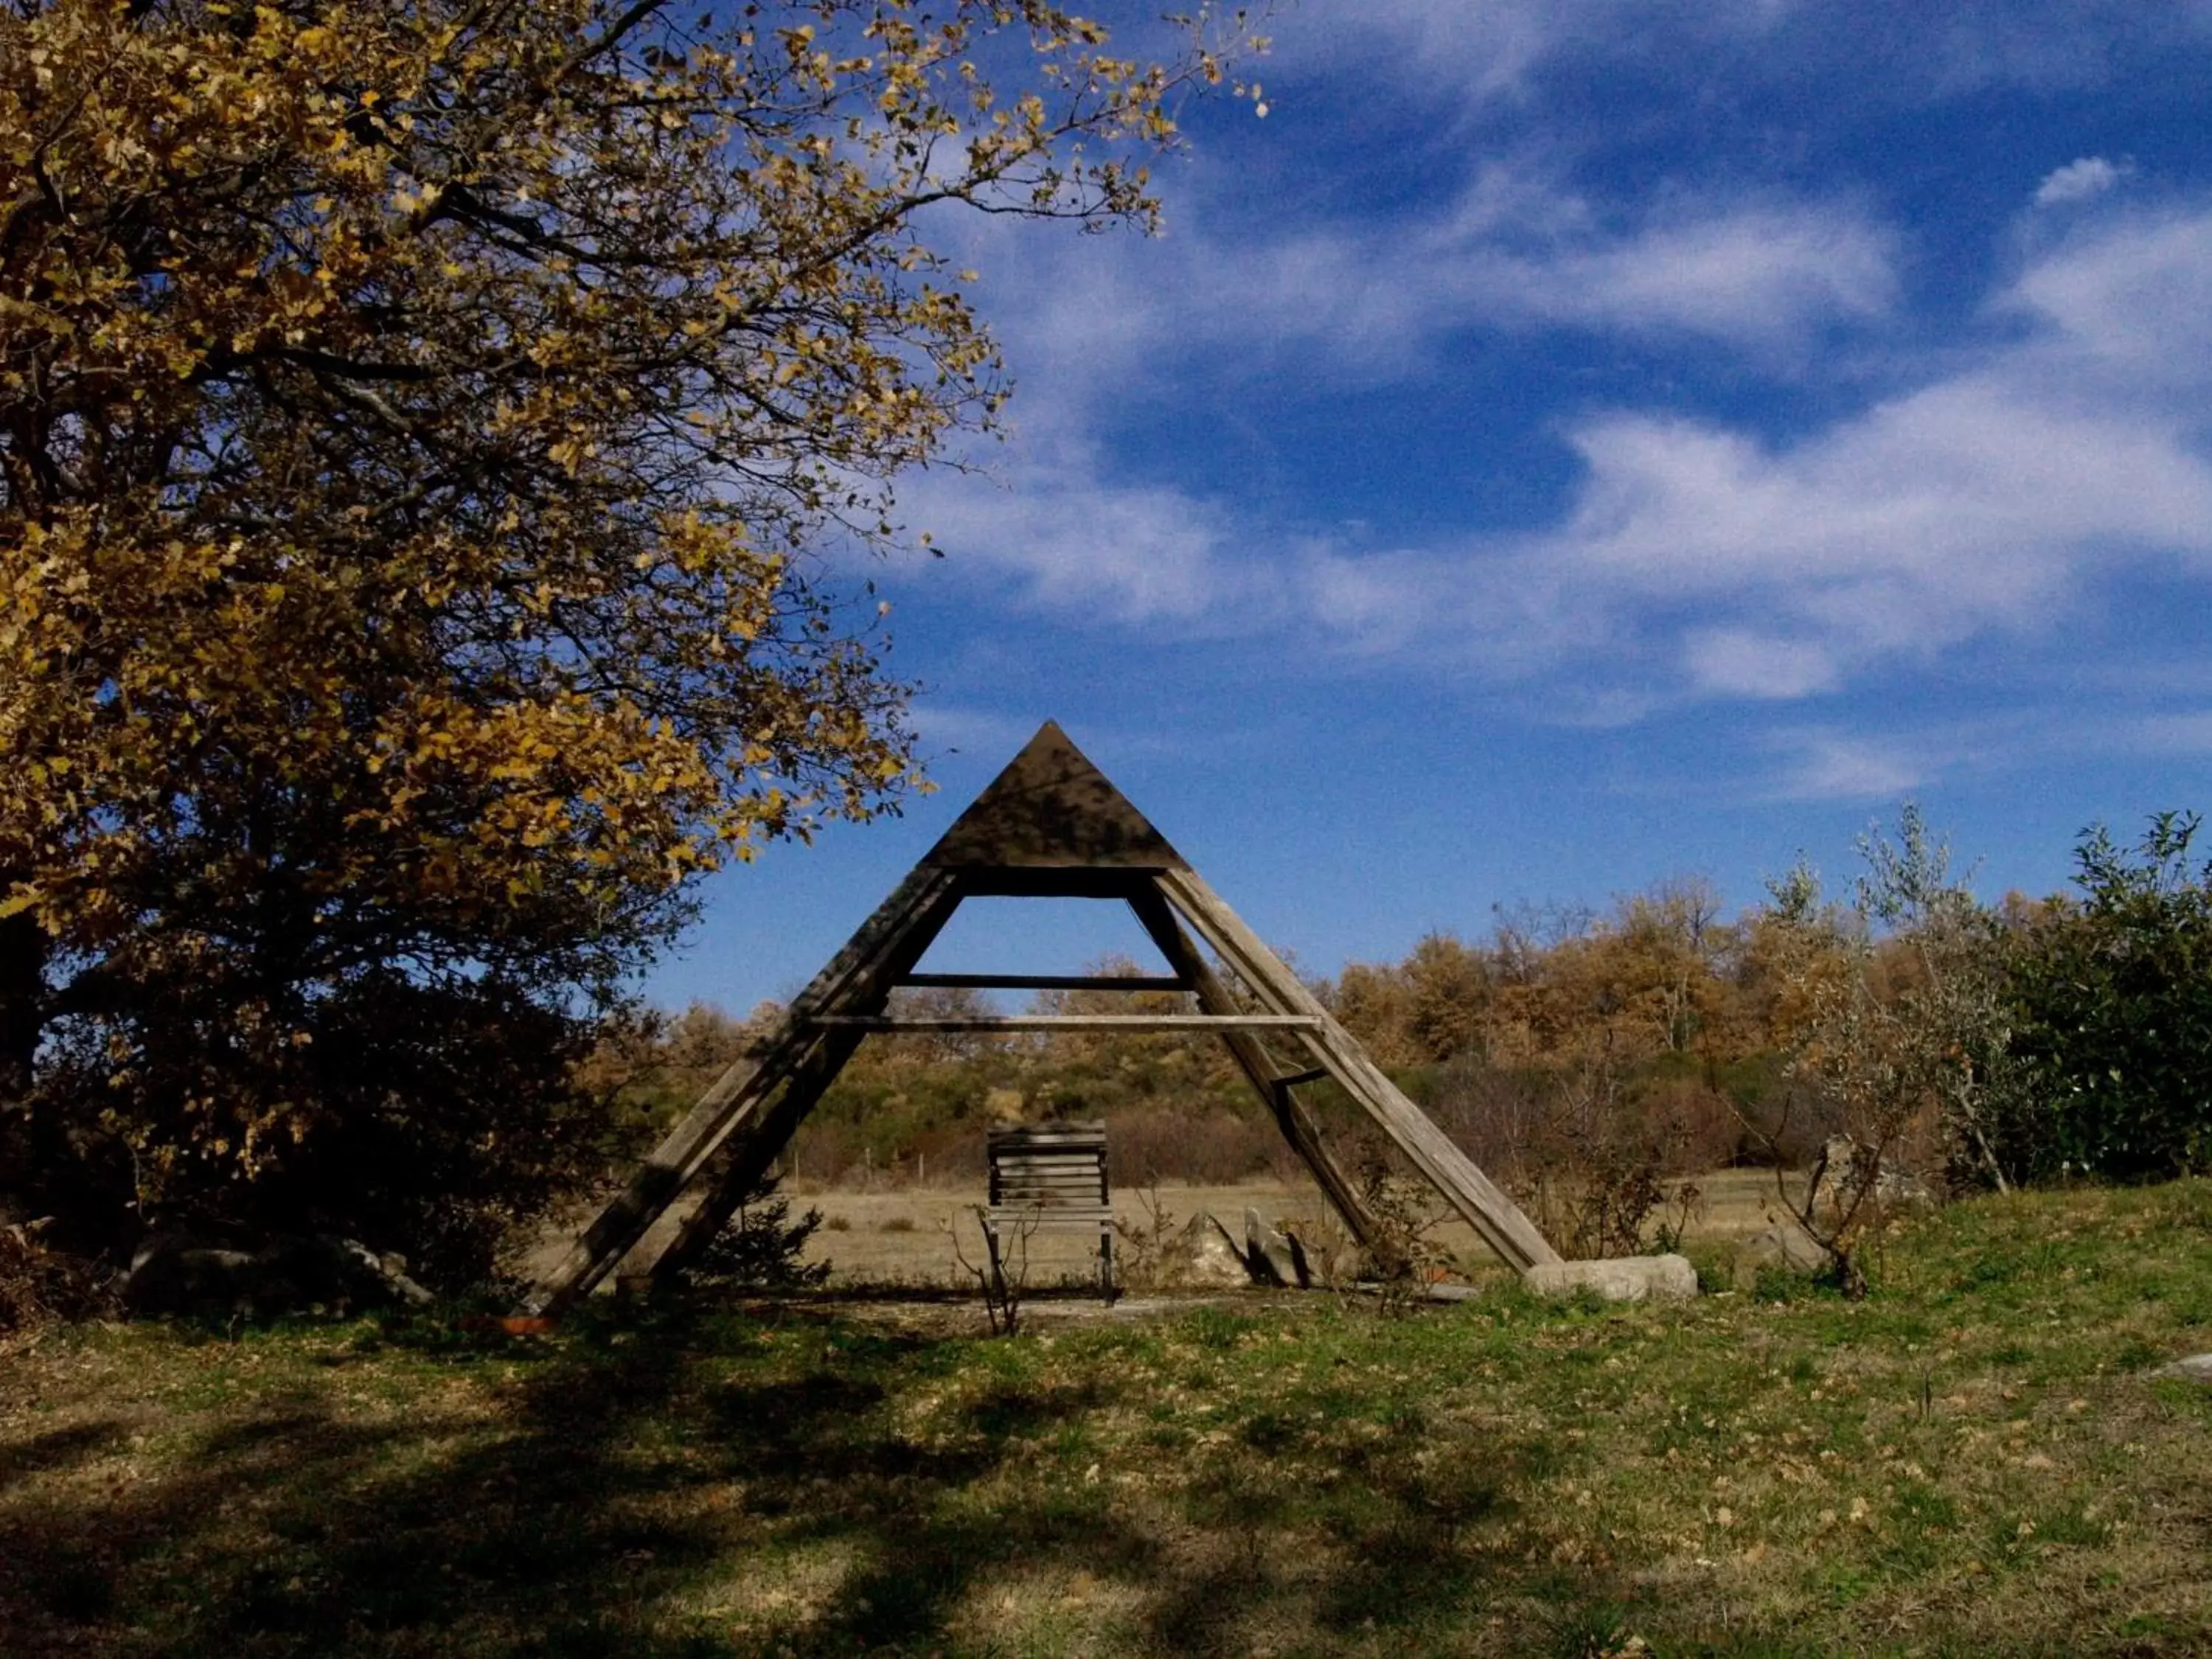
[985,1122,1113,1293]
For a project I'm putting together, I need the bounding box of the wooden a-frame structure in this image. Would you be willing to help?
[523,721,1560,1312]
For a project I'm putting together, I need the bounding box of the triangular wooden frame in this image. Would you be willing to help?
[524,722,1560,1312]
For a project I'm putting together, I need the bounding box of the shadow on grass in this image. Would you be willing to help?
[0,1298,1625,1658]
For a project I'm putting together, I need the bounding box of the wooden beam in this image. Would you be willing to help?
[807,1013,1320,1032]
[898,972,1189,993]
[519,866,964,1312]
[639,870,976,1284]
[639,1026,868,1284]
[948,868,1159,900]
[1125,888,1388,1257]
[1154,868,1562,1273]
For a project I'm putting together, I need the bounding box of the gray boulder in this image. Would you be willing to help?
[1243,1207,1309,1288]
[1152,1214,1256,1290]
[1731,1222,1832,1288]
[1525,1253,1699,1303]
[2150,1353,2212,1382]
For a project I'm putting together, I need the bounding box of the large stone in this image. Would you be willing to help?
[1152,1214,1256,1290]
[1525,1253,1699,1303]
[1731,1222,1832,1288]
[2150,1353,2212,1382]
[1244,1207,1307,1289]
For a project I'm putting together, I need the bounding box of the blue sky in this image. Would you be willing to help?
[648,1,2212,1012]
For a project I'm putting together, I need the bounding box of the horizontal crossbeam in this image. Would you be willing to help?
[807,1014,1321,1032]
[899,973,1189,992]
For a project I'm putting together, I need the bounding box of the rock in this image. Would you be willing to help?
[1525,1253,1699,1303]
[1731,1222,1832,1288]
[1808,1138,1939,1221]
[125,1231,434,1319]
[1244,1207,1307,1288]
[2150,1353,2212,1382]
[1151,1214,1255,1290]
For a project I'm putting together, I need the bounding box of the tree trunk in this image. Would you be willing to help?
[0,904,49,1109]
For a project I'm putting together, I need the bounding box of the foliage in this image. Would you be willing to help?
[0,0,1247,1270]
[2003,812,2212,1183]
[0,1215,108,1335]
[1735,812,2017,1293]
[9,970,639,1281]
[682,1172,830,1292]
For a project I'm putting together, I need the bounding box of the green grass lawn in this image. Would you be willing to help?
[4,1180,2211,1658]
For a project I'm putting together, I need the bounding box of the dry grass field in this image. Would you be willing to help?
[789,1167,1785,1287]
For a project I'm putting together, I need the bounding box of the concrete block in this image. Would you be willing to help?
[1525,1253,1699,1303]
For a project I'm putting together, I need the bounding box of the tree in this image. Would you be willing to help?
[1747,813,2009,1295]
[0,0,1251,1271]
[2003,812,2212,1183]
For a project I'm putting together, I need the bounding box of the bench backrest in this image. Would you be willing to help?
[987,1122,1108,1215]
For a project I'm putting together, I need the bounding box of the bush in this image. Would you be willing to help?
[683,1175,830,1292]
[1107,1107,1295,1187]
[2003,813,2212,1183]
[0,1221,108,1336]
[13,972,641,1290]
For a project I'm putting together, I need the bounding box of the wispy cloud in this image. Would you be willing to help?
[2035,155,2130,206]
[1770,731,1933,801]
[1190,169,1899,361]
[911,199,2212,742]
[904,164,1905,630]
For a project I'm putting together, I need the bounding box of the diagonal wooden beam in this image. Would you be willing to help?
[1153,868,1562,1273]
[637,869,973,1284]
[1126,888,1389,1260]
[807,1013,1320,1032]
[637,1026,871,1285]
[521,866,964,1312]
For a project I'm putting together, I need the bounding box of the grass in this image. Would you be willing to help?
[4,1180,2211,1657]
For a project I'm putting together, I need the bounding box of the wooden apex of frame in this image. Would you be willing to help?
[919,720,1188,871]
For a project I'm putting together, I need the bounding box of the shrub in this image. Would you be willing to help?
[2003,813,2212,1183]
[683,1175,830,1292]
[0,1221,107,1336]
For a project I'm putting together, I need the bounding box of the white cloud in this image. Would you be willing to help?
[1771,732,1931,801]
[968,204,2212,711]
[948,157,1898,392]
[1420,187,1898,348]
[1267,1,1798,108]
[899,109,2212,804]
[1202,171,1899,358]
[897,459,1239,626]
[904,165,1901,630]
[2034,155,2129,206]
[1347,205,2212,698]
[1683,630,1840,698]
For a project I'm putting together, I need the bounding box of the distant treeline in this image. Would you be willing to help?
[603,810,2212,1252]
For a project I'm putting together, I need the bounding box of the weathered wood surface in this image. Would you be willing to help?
[985,1121,1113,1290]
[1155,868,1562,1273]
[919,720,1188,871]
[900,972,1189,993]
[521,866,963,1312]
[638,869,974,1285]
[522,720,1559,1315]
[636,1026,866,1284]
[1127,889,1387,1254]
[807,1012,1320,1032]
